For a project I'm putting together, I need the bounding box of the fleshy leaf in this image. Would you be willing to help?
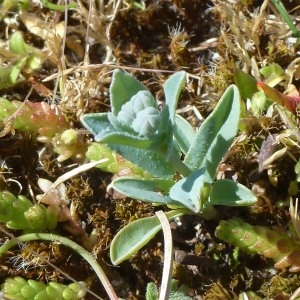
[169,168,210,212]
[163,71,186,124]
[9,31,27,55]
[85,143,145,175]
[208,179,256,206]
[110,209,187,265]
[110,177,183,206]
[131,107,161,136]
[174,114,196,154]
[163,71,186,162]
[184,85,241,179]
[82,112,161,149]
[80,113,116,140]
[110,69,147,116]
[146,282,159,300]
[215,218,300,272]
[100,131,161,149]
[109,144,175,178]
[115,90,161,137]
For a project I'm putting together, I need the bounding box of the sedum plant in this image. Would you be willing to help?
[0,180,84,234]
[1,276,86,300]
[0,190,58,233]
[0,233,119,299]
[0,98,68,140]
[215,218,300,272]
[0,98,86,161]
[81,69,256,265]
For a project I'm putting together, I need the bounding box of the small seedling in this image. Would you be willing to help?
[0,31,47,89]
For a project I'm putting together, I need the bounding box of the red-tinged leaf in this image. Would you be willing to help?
[257,81,299,114]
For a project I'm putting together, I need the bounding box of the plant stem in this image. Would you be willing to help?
[0,233,119,300]
[271,0,300,40]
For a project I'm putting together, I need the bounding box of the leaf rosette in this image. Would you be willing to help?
[81,70,188,177]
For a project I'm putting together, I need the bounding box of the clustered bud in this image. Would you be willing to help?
[114,90,161,137]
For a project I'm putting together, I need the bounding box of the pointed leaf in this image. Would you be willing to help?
[184,85,240,180]
[110,209,187,265]
[257,81,297,114]
[174,114,196,154]
[110,69,147,115]
[110,177,183,206]
[163,72,186,161]
[163,71,186,124]
[234,69,258,100]
[208,179,256,206]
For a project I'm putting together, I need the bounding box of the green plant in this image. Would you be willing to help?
[0,190,58,233]
[0,98,68,139]
[0,177,93,234]
[146,279,192,300]
[40,0,77,11]
[0,97,87,161]
[0,233,118,299]
[0,31,47,89]
[1,276,87,300]
[81,70,256,265]
[257,81,300,116]
[2,0,30,11]
[215,218,300,272]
